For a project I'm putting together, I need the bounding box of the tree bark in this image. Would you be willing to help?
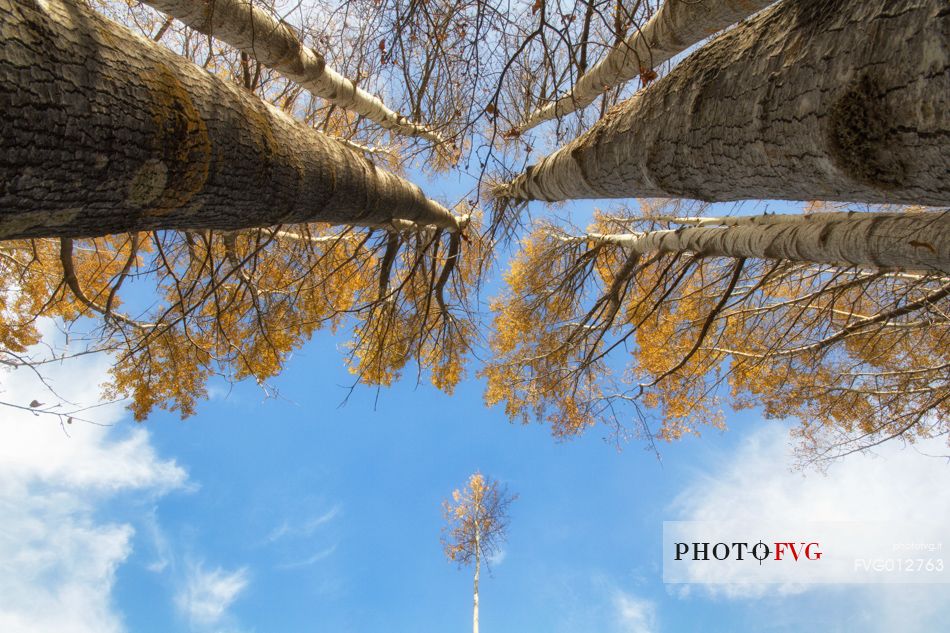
[0,0,460,240]
[141,0,446,144]
[518,0,774,131]
[473,527,480,633]
[575,212,950,274]
[499,0,950,207]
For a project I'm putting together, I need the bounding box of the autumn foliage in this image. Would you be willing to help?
[484,204,949,464]
[0,223,480,419]
[442,472,515,567]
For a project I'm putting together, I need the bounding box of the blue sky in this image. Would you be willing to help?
[2,309,948,633]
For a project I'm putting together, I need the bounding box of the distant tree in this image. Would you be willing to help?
[442,472,516,633]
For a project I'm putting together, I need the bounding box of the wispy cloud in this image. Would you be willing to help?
[266,505,341,572]
[487,547,507,567]
[142,508,174,574]
[276,545,338,570]
[266,504,341,543]
[548,572,657,633]
[175,564,250,629]
[613,591,657,633]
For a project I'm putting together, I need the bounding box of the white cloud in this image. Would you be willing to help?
[0,500,133,633]
[175,564,249,628]
[0,323,187,633]
[671,425,950,526]
[613,591,657,633]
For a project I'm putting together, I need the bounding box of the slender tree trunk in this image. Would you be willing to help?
[574,212,950,274]
[141,0,446,144]
[0,0,460,240]
[498,0,950,207]
[518,0,773,131]
[473,528,480,633]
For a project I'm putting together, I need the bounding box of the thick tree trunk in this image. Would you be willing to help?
[0,0,459,240]
[499,0,950,207]
[575,212,950,274]
[141,0,446,144]
[518,0,773,131]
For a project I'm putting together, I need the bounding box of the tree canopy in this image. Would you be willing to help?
[1,0,948,464]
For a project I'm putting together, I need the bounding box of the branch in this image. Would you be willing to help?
[58,238,153,330]
[641,258,746,389]
[141,0,448,144]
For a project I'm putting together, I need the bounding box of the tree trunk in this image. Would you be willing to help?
[473,528,480,633]
[0,0,460,240]
[518,0,773,131]
[576,212,950,274]
[141,0,446,144]
[498,0,950,207]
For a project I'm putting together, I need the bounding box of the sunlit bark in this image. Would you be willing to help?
[571,212,950,275]
[0,0,460,240]
[499,0,950,207]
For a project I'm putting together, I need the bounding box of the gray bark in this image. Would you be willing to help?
[576,212,950,275]
[141,0,446,144]
[499,0,950,207]
[518,0,774,131]
[0,0,459,240]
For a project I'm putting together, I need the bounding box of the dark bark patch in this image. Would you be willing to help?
[827,75,906,189]
[138,62,211,215]
[789,0,846,40]
[240,97,282,197]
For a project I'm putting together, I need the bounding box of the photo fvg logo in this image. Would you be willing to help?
[663,521,947,585]
[674,541,822,563]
